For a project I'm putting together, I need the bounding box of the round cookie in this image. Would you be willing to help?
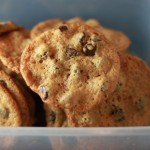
[0,21,22,34]
[66,53,150,127]
[44,103,67,127]
[21,23,120,112]
[85,19,131,51]
[0,83,22,126]
[0,29,30,73]
[0,70,31,126]
[30,19,64,39]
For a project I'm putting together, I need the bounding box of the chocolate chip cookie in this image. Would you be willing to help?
[66,53,150,127]
[20,23,120,113]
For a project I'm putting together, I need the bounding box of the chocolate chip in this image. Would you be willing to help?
[110,104,125,122]
[66,48,80,57]
[80,32,89,46]
[59,25,68,32]
[117,116,125,122]
[82,43,96,56]
[38,51,49,63]
[39,86,48,100]
[135,98,145,111]
[0,80,7,87]
[110,105,122,115]
[48,111,56,122]
[42,51,48,60]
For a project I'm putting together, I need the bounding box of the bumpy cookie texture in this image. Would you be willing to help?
[0,21,22,34]
[0,84,22,126]
[0,70,31,126]
[44,103,67,127]
[0,29,30,73]
[30,19,64,39]
[85,19,131,51]
[21,23,120,112]
[66,53,150,127]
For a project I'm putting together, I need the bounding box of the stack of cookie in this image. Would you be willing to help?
[0,21,35,126]
[0,18,150,127]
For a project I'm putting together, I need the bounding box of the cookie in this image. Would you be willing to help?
[0,70,31,126]
[0,83,22,126]
[20,23,120,113]
[30,19,64,39]
[0,21,22,34]
[86,19,131,51]
[66,53,150,127]
[0,29,30,73]
[44,103,67,127]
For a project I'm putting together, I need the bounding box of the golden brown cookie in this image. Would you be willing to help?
[30,19,64,39]
[20,23,120,113]
[0,21,22,34]
[0,70,31,126]
[86,19,131,51]
[44,103,67,127]
[66,53,150,127]
[0,29,30,73]
[0,83,22,126]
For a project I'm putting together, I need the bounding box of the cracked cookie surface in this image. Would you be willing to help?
[21,23,120,112]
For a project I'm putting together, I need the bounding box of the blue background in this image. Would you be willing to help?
[0,0,150,65]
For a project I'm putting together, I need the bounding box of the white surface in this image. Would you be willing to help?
[0,127,150,149]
